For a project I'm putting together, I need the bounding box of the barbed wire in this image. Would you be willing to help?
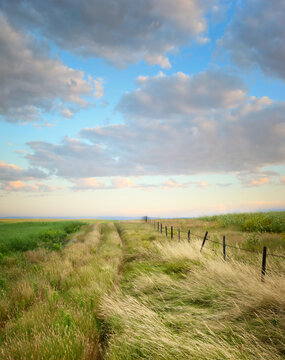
[149,220,285,259]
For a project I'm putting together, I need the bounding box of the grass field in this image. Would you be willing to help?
[198,212,285,233]
[0,221,85,254]
[0,213,284,359]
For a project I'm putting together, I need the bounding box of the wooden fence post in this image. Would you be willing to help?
[223,236,226,261]
[165,226,168,237]
[261,246,267,282]
[188,230,190,243]
[171,226,173,239]
[200,231,208,252]
[178,228,180,242]
[160,224,162,234]
[157,222,159,231]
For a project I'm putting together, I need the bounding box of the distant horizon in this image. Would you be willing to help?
[1,208,284,221]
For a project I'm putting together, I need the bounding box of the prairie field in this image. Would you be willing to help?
[0,213,284,359]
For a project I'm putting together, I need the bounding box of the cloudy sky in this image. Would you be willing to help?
[0,0,284,218]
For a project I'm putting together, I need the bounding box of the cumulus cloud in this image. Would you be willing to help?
[23,71,285,184]
[71,177,105,191]
[220,0,285,80]
[26,137,125,178]
[0,13,97,123]
[0,160,53,193]
[236,170,281,188]
[70,177,136,191]
[1,0,214,68]
[2,181,56,193]
[118,71,247,118]
[94,78,105,99]
[69,177,210,191]
[112,177,134,189]
[160,179,210,190]
[0,161,47,181]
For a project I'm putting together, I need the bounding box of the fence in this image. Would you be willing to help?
[145,216,285,282]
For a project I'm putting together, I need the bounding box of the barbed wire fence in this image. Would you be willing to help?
[144,216,285,282]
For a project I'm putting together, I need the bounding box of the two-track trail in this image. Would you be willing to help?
[91,222,125,360]
[0,221,125,360]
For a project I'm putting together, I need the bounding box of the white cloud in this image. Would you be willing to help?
[118,71,248,118]
[1,0,214,68]
[61,109,74,118]
[0,160,51,193]
[23,71,285,184]
[94,78,105,99]
[220,0,285,80]
[0,161,47,181]
[0,13,96,123]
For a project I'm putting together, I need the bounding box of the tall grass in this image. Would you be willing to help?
[0,223,123,359]
[101,222,285,359]
[198,211,285,233]
[1,219,284,359]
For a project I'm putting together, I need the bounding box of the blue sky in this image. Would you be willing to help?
[0,0,284,218]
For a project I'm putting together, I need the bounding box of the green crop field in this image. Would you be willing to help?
[0,213,284,359]
[0,221,86,254]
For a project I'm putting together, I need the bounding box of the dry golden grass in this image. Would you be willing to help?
[0,222,123,360]
[100,223,285,360]
[1,219,284,359]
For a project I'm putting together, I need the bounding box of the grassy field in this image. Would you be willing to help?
[0,221,85,253]
[0,214,284,359]
[198,212,285,233]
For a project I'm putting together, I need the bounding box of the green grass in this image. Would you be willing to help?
[0,216,284,359]
[0,221,85,254]
[198,211,285,233]
[0,222,123,359]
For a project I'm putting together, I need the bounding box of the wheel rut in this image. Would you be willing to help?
[93,222,126,360]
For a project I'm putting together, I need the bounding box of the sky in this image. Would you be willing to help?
[0,0,285,218]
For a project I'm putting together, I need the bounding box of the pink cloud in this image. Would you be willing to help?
[0,161,22,171]
[3,181,56,192]
[112,177,134,189]
[247,177,270,187]
[196,181,210,188]
[71,177,105,190]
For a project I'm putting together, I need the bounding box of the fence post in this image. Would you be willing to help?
[160,224,162,234]
[171,226,173,239]
[165,226,168,237]
[261,246,267,282]
[188,230,190,243]
[157,222,159,231]
[223,236,226,261]
[178,228,180,242]
[200,231,208,252]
